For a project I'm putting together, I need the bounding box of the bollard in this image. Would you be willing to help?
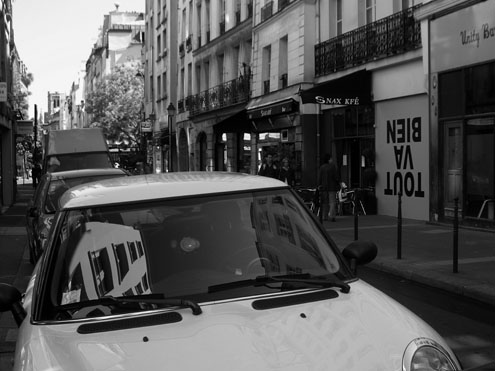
[453,197,459,273]
[397,192,402,259]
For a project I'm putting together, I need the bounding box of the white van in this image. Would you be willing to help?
[42,128,113,173]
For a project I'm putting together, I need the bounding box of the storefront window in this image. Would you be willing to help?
[466,62,495,115]
[465,118,494,219]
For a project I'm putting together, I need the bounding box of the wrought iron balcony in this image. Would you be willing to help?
[188,75,251,117]
[315,5,422,77]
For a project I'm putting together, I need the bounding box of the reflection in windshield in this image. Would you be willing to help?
[50,190,342,316]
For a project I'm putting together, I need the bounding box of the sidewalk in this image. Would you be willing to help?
[0,181,35,371]
[324,214,495,307]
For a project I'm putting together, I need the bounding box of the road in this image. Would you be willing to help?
[359,266,495,370]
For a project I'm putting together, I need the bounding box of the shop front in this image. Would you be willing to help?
[246,87,302,184]
[418,0,495,228]
[300,70,376,213]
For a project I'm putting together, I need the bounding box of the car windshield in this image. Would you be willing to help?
[45,189,346,319]
[46,153,113,173]
[44,175,123,214]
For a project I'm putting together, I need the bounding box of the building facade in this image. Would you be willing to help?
[417,0,495,228]
[0,0,18,210]
[144,0,494,230]
[84,6,145,128]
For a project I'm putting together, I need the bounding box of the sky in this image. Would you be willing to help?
[13,0,145,120]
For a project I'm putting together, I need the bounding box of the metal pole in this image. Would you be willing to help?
[354,190,359,241]
[168,115,172,172]
[397,192,402,259]
[453,197,459,273]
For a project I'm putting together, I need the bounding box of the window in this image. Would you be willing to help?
[157,75,161,100]
[262,45,271,94]
[279,36,288,89]
[365,0,376,24]
[162,72,167,99]
[336,0,342,35]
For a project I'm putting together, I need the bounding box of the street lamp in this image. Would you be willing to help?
[167,103,176,172]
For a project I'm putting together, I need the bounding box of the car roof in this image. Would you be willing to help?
[45,168,128,180]
[60,172,288,209]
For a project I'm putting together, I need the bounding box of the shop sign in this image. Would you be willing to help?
[431,1,495,72]
[247,100,297,120]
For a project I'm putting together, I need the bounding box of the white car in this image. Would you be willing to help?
[1,172,463,370]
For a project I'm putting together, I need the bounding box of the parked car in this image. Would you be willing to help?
[3,172,463,370]
[42,128,114,174]
[26,168,129,263]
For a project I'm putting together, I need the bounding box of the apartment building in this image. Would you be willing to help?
[84,6,145,128]
[0,0,17,209]
[145,0,494,229]
[177,0,253,173]
[144,0,178,173]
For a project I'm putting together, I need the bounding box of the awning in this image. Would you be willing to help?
[299,70,372,105]
[213,109,253,133]
[246,85,301,119]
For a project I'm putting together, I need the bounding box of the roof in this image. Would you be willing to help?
[60,172,288,209]
[47,168,128,181]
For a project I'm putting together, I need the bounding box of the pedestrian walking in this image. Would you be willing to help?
[258,153,278,179]
[318,154,341,221]
[31,162,42,188]
[278,157,295,187]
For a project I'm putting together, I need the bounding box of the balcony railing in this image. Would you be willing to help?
[261,1,273,22]
[188,75,251,116]
[315,5,422,77]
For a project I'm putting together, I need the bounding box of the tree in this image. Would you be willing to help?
[11,72,33,120]
[85,63,144,149]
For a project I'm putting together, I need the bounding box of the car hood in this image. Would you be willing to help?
[16,280,454,371]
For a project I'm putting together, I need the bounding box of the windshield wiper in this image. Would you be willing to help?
[55,294,202,315]
[208,273,350,294]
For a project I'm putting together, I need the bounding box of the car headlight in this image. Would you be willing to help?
[403,338,460,371]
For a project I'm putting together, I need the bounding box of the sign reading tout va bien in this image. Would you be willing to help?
[375,96,429,220]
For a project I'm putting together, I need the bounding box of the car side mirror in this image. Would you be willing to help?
[342,240,378,275]
[0,283,26,327]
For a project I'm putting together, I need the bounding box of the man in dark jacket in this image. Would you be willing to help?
[258,154,278,179]
[318,154,341,221]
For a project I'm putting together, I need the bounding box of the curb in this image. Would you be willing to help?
[367,259,495,308]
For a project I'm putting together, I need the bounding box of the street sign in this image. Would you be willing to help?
[141,121,152,132]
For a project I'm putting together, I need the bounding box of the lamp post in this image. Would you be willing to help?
[167,103,176,172]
